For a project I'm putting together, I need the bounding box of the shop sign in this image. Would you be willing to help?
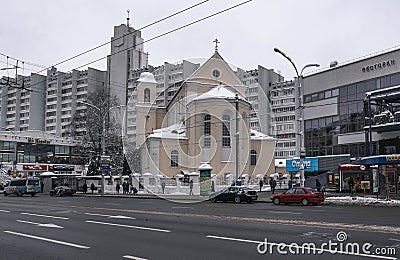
[286,157,318,172]
[338,165,366,171]
[27,137,51,144]
[361,154,400,165]
[23,164,47,171]
[49,165,74,171]
[362,59,395,72]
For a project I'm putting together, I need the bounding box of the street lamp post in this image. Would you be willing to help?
[78,101,124,195]
[274,48,319,187]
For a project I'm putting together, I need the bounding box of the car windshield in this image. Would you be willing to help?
[28,180,39,186]
[307,187,317,193]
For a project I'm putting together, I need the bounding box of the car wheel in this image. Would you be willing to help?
[4,192,7,196]
[301,198,309,206]
[18,191,22,197]
[234,196,241,204]
[31,193,35,197]
[273,197,280,205]
[247,198,252,204]
[210,197,217,203]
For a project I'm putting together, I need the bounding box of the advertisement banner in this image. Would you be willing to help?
[286,157,318,172]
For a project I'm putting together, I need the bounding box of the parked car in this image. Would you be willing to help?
[271,187,324,206]
[50,186,75,197]
[4,177,41,196]
[210,186,258,203]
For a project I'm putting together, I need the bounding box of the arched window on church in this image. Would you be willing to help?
[144,88,150,103]
[250,150,257,166]
[170,150,179,167]
[203,114,211,148]
[222,115,231,147]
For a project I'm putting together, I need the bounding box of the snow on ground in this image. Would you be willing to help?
[325,195,400,206]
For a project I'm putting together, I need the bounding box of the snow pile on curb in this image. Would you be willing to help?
[325,196,400,206]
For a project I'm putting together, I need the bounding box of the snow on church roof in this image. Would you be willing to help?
[192,85,247,102]
[137,72,157,84]
[250,129,275,140]
[148,123,187,140]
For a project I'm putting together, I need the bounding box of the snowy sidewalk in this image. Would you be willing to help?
[324,195,400,206]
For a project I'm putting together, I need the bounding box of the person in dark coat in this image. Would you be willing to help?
[90,183,95,194]
[270,178,277,194]
[116,183,120,194]
[82,182,88,194]
[288,179,293,189]
[259,179,264,192]
[316,179,322,192]
[348,177,355,195]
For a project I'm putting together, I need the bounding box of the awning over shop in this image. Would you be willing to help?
[361,154,400,165]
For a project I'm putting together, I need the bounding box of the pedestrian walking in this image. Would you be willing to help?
[211,180,215,193]
[189,179,194,195]
[259,179,264,192]
[161,181,166,194]
[83,182,88,194]
[90,183,95,194]
[288,179,293,189]
[116,183,120,194]
[129,183,133,195]
[348,177,355,195]
[316,179,322,192]
[122,182,127,195]
[132,186,138,195]
[270,177,277,194]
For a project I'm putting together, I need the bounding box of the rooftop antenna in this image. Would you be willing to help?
[127,9,130,27]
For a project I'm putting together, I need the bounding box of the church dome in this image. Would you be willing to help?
[137,72,157,84]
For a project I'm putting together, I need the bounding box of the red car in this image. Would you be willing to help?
[271,187,324,206]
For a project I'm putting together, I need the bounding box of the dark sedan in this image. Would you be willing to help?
[210,186,258,203]
[49,186,75,197]
[271,187,324,206]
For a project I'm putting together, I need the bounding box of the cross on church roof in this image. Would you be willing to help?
[213,38,220,52]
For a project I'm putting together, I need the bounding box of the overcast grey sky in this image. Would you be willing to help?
[1,0,399,80]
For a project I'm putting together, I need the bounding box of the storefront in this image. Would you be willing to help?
[361,154,400,195]
[338,164,369,193]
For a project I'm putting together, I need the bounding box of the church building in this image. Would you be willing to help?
[134,48,276,180]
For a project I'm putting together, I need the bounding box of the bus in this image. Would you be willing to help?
[4,177,41,196]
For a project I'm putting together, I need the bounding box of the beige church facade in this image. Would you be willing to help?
[135,51,276,181]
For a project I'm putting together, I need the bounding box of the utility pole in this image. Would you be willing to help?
[235,94,239,185]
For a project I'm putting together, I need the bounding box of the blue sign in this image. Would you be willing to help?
[361,154,400,165]
[286,157,318,172]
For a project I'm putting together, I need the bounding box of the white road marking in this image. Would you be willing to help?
[206,235,397,260]
[84,213,136,219]
[86,220,171,233]
[268,211,302,215]
[123,255,148,260]
[4,231,90,249]
[20,212,69,220]
[106,203,122,206]
[172,207,193,209]
[16,220,64,229]
[0,209,10,213]
[389,238,400,242]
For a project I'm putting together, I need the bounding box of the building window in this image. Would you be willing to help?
[203,114,211,148]
[222,115,231,147]
[170,150,179,167]
[144,88,150,103]
[250,150,257,165]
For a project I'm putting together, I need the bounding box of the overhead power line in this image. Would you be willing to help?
[2,0,253,96]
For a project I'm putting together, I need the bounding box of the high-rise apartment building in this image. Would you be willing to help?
[45,67,107,137]
[0,74,46,131]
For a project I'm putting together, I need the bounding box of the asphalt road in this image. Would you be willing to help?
[0,194,399,260]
